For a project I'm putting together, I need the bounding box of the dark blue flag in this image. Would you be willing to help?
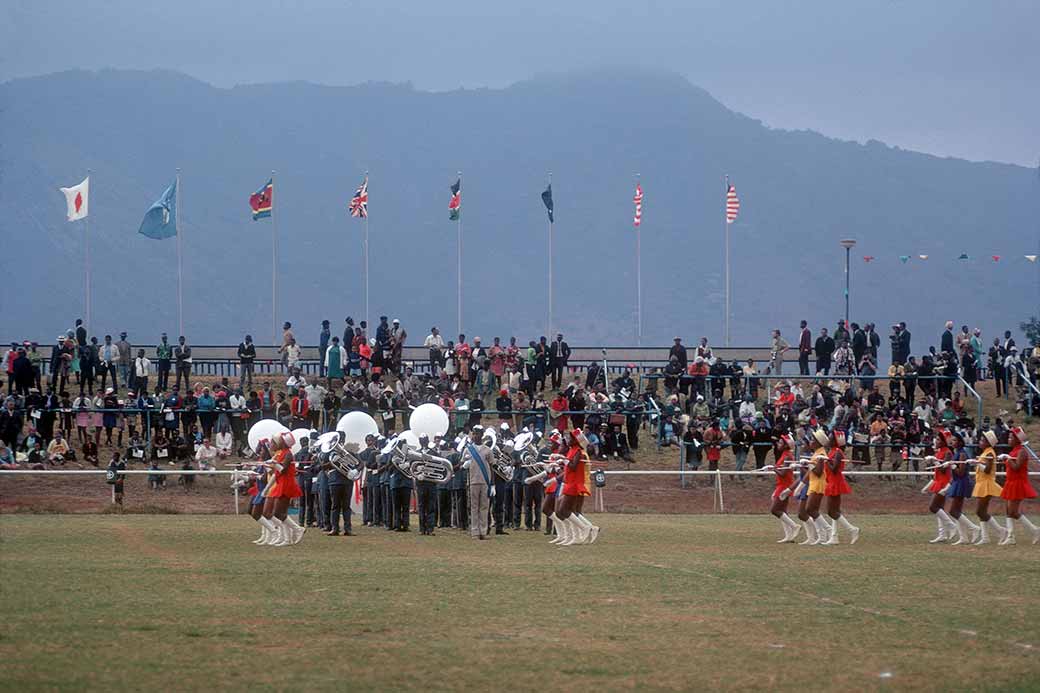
[541,183,554,223]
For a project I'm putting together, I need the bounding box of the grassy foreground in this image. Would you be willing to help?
[1,514,1038,692]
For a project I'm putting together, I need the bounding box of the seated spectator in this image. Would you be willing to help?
[681,424,703,468]
[214,429,233,457]
[0,441,17,468]
[194,437,219,470]
[82,438,99,467]
[126,434,146,464]
[46,432,73,464]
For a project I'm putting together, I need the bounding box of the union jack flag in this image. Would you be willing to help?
[349,177,368,218]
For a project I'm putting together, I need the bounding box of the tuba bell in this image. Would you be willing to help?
[317,431,364,480]
[386,436,454,483]
[482,428,517,481]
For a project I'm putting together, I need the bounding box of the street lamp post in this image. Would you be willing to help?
[840,239,857,328]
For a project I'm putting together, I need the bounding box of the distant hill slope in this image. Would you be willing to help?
[1,67,1036,349]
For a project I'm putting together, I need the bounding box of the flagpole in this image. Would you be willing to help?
[547,171,553,340]
[364,170,369,329]
[84,168,92,334]
[271,169,278,346]
[176,168,183,337]
[636,173,642,346]
[724,175,731,347]
[457,171,463,337]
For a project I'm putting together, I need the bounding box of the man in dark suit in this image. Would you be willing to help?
[798,320,812,375]
[549,333,571,390]
[814,328,835,375]
[941,321,955,354]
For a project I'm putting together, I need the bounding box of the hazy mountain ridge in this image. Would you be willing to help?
[1,68,1036,348]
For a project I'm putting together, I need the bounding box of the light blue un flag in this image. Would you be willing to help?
[138,180,177,239]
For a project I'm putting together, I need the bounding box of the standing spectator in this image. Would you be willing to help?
[323,337,347,388]
[5,343,18,394]
[0,398,22,448]
[865,323,881,361]
[970,329,985,377]
[279,322,295,373]
[669,337,688,371]
[424,327,445,376]
[851,323,867,369]
[941,321,955,354]
[174,336,192,391]
[237,335,256,391]
[989,338,1006,397]
[197,388,216,438]
[797,320,811,376]
[155,334,172,391]
[814,328,835,375]
[98,335,119,392]
[79,337,98,396]
[26,342,43,391]
[133,349,151,395]
[770,329,789,375]
[897,322,911,364]
[318,320,331,378]
[284,337,302,372]
[696,337,713,361]
[549,333,570,390]
[12,348,33,397]
[116,332,132,392]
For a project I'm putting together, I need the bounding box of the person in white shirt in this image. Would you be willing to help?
[286,371,308,392]
[305,382,327,429]
[195,438,218,469]
[214,430,233,458]
[424,328,445,376]
[133,349,152,394]
[738,396,758,424]
[284,338,302,371]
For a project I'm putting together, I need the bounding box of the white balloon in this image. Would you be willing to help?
[409,403,450,438]
[247,419,289,453]
[336,411,380,445]
[290,428,313,455]
[399,429,421,450]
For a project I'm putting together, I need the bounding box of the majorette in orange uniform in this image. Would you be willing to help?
[822,430,860,545]
[999,427,1040,546]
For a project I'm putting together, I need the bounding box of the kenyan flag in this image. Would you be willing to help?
[449,177,461,220]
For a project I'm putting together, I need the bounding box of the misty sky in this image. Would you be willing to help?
[3,0,1037,166]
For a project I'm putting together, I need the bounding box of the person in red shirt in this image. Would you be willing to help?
[290,391,310,429]
[549,391,569,433]
[769,434,800,542]
[822,430,860,545]
[550,428,599,546]
[1000,427,1040,545]
[257,432,306,547]
[922,430,958,544]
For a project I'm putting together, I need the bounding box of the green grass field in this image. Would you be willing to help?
[1,514,1038,692]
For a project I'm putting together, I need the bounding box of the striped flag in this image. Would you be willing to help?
[633,183,643,227]
[249,178,273,220]
[725,179,740,224]
[349,177,368,218]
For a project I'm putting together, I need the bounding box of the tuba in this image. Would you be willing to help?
[385,436,454,483]
[482,427,517,481]
[317,431,364,481]
[513,430,548,472]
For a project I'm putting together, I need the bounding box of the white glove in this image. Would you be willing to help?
[779,488,791,501]
[938,483,951,496]
[489,485,496,498]
[920,481,932,495]
[273,462,285,473]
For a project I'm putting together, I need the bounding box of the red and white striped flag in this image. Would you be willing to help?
[633,183,643,227]
[725,179,740,224]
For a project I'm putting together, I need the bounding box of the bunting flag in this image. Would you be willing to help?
[725,179,740,223]
[958,253,970,260]
[899,255,910,263]
[918,255,929,260]
[349,177,368,218]
[1027,255,1038,262]
[249,178,273,220]
[59,177,90,221]
[633,183,643,227]
[449,178,461,221]
[862,255,875,262]
[992,255,1001,262]
[541,183,554,223]
[138,180,177,240]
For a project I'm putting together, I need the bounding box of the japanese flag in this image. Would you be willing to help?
[60,177,89,221]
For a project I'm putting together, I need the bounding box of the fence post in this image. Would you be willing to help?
[716,470,724,513]
[679,443,687,489]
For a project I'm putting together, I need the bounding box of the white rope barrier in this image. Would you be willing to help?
[0,469,243,475]
[1,469,1036,477]
[599,470,1039,477]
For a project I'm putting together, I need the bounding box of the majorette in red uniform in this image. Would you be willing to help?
[821,430,859,545]
[769,434,801,543]
[999,427,1040,545]
[548,429,599,546]
[257,431,306,547]
[924,431,959,544]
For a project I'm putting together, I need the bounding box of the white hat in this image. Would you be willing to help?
[813,429,830,447]
[392,318,400,324]
[982,430,998,447]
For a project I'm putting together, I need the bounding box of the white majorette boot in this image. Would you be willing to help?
[930,511,951,543]
[253,524,268,545]
[998,518,1016,546]
[271,518,291,547]
[284,516,306,544]
[778,514,799,543]
[1017,515,1040,545]
[799,520,817,545]
[837,515,860,545]
[813,516,830,545]
[574,514,599,544]
[548,514,565,544]
[259,517,280,546]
